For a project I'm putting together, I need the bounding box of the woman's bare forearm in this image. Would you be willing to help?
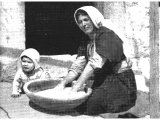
[76,63,94,87]
[62,71,79,85]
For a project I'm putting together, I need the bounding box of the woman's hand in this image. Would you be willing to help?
[70,63,93,93]
[71,84,80,92]
[71,81,86,92]
[11,92,21,98]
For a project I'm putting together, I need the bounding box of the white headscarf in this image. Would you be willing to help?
[20,48,40,70]
[74,6,125,38]
[74,6,132,58]
[74,6,123,33]
[74,6,104,29]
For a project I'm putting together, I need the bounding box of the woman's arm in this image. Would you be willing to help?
[54,56,87,90]
[62,70,79,85]
[72,39,107,92]
[53,70,78,90]
[71,62,94,92]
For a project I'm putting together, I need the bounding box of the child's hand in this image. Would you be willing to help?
[11,93,21,98]
[45,72,51,79]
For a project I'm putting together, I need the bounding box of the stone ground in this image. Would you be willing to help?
[0,55,150,119]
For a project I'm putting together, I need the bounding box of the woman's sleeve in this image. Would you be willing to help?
[88,49,106,69]
[69,41,87,75]
[95,30,124,62]
[69,56,87,75]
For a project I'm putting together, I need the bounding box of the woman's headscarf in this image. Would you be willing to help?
[74,6,104,29]
[20,48,40,70]
[74,6,123,35]
[74,6,132,59]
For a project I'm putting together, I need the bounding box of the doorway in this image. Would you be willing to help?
[25,2,94,55]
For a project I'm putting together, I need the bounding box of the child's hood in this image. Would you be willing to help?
[20,48,40,69]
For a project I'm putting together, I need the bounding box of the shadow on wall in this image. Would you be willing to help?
[0,46,23,58]
[0,47,73,83]
[40,57,72,68]
[0,46,22,82]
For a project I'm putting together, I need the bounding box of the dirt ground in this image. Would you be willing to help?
[0,82,105,119]
[0,55,150,119]
[0,82,149,119]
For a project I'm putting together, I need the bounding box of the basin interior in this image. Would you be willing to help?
[27,80,60,93]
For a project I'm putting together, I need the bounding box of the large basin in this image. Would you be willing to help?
[23,79,92,112]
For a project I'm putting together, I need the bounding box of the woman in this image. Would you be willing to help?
[58,6,137,115]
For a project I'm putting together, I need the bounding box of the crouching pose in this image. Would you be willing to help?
[57,6,137,115]
[11,48,51,97]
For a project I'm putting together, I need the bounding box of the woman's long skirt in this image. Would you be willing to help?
[75,69,137,115]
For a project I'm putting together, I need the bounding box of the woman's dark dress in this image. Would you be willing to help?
[75,27,137,115]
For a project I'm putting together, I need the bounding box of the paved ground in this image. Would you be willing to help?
[0,82,149,119]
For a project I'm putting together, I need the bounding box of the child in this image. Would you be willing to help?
[11,48,51,98]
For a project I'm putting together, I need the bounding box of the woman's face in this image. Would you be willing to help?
[21,56,35,73]
[77,14,94,34]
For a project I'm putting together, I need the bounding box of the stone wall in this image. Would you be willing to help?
[96,2,150,93]
[124,2,150,84]
[0,2,25,57]
[97,2,150,59]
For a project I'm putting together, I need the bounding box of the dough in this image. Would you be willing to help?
[35,87,87,100]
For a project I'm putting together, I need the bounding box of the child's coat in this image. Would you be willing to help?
[12,48,50,94]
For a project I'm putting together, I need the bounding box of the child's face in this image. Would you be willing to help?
[21,56,35,73]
